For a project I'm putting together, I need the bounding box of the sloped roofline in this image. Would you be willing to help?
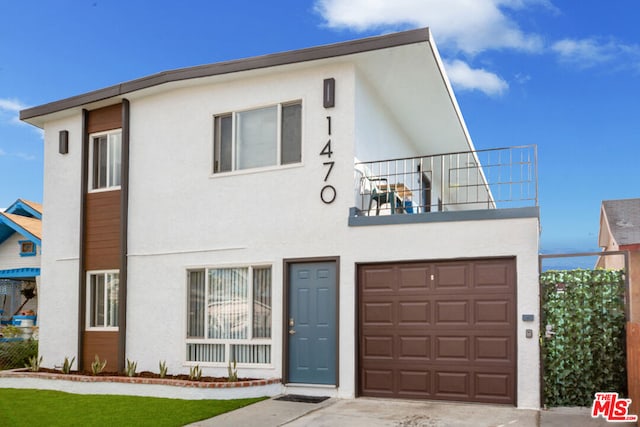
[598,203,614,248]
[0,213,42,245]
[6,199,42,220]
[20,28,430,123]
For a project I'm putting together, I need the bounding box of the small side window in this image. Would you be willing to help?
[19,241,36,257]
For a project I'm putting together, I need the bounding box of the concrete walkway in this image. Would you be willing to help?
[188,396,638,427]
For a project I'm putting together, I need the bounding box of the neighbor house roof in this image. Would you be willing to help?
[0,199,42,245]
[599,198,640,247]
[20,28,431,124]
[6,199,42,219]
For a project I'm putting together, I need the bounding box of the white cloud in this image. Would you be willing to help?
[552,37,640,69]
[0,98,26,113]
[0,148,5,156]
[443,59,509,96]
[0,97,28,126]
[314,0,545,54]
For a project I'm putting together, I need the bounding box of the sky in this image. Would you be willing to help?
[1,0,639,264]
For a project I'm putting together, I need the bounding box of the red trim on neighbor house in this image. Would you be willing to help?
[620,244,640,251]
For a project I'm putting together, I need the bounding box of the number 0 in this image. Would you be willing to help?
[320,185,336,204]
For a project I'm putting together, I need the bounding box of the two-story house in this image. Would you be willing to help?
[0,199,42,323]
[20,28,540,408]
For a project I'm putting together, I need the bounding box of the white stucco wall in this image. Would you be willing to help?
[354,74,417,162]
[37,59,540,408]
[39,115,83,370]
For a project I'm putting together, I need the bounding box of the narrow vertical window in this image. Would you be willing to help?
[187,270,205,338]
[281,103,302,165]
[252,267,272,338]
[91,130,122,190]
[88,271,119,328]
[214,115,232,173]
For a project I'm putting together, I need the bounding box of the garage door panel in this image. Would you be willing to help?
[399,335,431,360]
[362,369,395,395]
[435,300,470,325]
[398,370,431,394]
[475,372,512,402]
[474,262,512,290]
[361,267,395,292]
[434,264,469,289]
[398,300,431,325]
[362,302,394,325]
[475,299,512,325]
[363,335,394,359]
[359,258,516,405]
[397,265,431,290]
[475,336,512,362]
[435,336,470,361]
[435,371,470,397]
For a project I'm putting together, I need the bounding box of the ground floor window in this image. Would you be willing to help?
[87,271,119,329]
[186,266,272,365]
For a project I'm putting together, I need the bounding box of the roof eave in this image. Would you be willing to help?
[0,213,41,245]
[20,27,431,126]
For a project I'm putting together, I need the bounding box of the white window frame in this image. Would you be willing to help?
[185,264,273,367]
[212,101,302,175]
[88,129,122,192]
[85,270,119,331]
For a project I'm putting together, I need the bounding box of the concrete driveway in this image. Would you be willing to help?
[191,396,637,427]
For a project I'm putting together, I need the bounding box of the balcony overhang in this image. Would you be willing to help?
[349,206,540,227]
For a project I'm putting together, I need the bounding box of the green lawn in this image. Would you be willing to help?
[0,388,266,426]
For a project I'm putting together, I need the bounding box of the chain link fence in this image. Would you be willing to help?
[0,325,38,370]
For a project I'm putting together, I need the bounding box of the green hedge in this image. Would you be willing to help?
[0,339,38,370]
[541,269,626,407]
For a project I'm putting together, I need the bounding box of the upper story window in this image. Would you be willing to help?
[19,240,36,257]
[213,101,302,174]
[90,130,122,190]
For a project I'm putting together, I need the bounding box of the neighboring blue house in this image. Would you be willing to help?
[0,199,42,323]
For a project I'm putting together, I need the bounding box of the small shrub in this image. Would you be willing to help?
[188,365,202,381]
[159,360,168,378]
[91,355,107,375]
[1,325,21,338]
[62,356,75,374]
[227,359,238,382]
[26,355,43,372]
[125,359,137,377]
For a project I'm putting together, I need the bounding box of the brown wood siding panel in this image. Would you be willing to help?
[82,331,119,371]
[85,190,121,271]
[628,322,640,418]
[359,258,516,405]
[87,104,122,134]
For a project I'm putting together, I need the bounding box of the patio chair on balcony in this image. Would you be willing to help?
[369,181,398,215]
[356,166,400,216]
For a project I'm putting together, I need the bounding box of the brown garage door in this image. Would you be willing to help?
[359,258,516,404]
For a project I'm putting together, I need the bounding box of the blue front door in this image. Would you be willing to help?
[287,261,337,385]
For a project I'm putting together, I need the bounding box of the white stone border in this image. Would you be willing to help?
[0,370,283,400]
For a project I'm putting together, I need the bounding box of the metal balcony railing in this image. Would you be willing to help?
[354,145,537,216]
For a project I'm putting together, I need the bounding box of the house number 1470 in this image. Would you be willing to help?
[320,116,336,204]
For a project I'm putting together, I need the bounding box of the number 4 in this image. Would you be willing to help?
[320,140,333,158]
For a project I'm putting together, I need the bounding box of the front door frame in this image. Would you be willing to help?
[283,256,340,386]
